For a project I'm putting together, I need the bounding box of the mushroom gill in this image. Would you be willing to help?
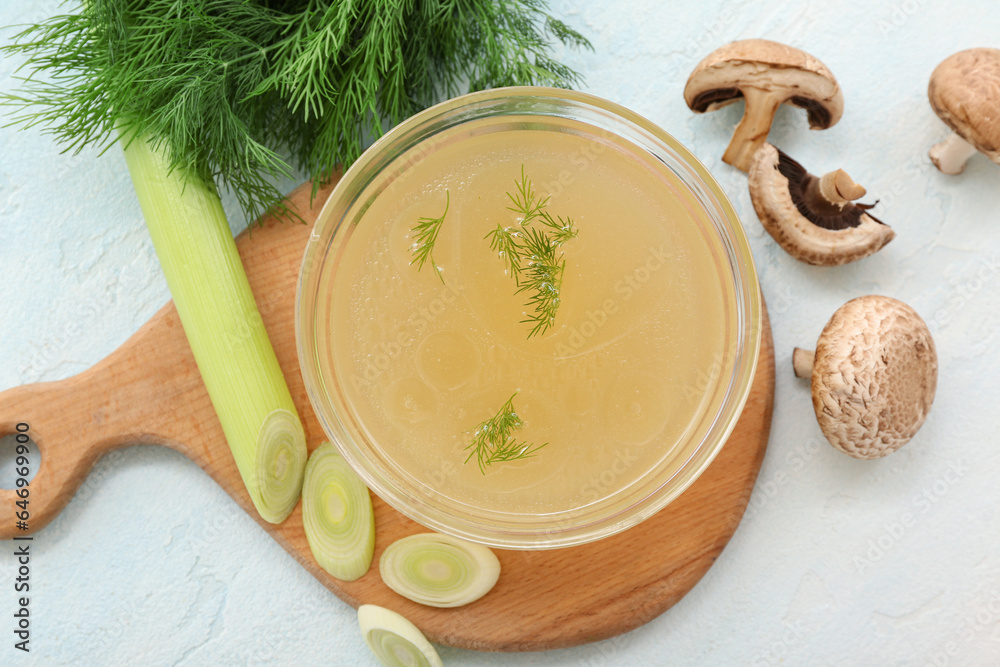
[748,143,895,266]
[683,39,844,171]
[775,149,887,231]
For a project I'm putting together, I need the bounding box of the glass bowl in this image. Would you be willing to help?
[296,87,761,549]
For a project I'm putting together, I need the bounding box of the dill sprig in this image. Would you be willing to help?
[485,223,524,278]
[516,225,568,338]
[464,391,546,473]
[410,191,449,283]
[506,169,550,225]
[539,211,579,246]
[487,166,579,337]
[1,0,592,228]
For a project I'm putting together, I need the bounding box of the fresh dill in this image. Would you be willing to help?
[515,225,568,338]
[1,1,592,228]
[464,391,547,473]
[410,191,449,283]
[539,211,580,246]
[485,222,524,277]
[506,168,550,225]
[486,166,579,338]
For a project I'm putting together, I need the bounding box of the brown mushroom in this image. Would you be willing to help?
[684,39,844,171]
[928,47,1000,174]
[748,143,894,266]
[793,296,937,459]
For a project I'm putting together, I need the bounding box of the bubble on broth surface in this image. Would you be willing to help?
[383,376,439,428]
[605,371,671,446]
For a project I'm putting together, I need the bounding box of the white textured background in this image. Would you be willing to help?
[3,1,1000,665]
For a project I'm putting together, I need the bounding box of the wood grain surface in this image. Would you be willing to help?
[0,179,775,651]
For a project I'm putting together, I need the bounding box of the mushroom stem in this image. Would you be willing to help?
[929,131,980,174]
[802,167,868,213]
[792,347,815,378]
[722,87,784,172]
[818,169,866,205]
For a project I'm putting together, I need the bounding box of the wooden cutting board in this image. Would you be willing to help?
[0,179,774,652]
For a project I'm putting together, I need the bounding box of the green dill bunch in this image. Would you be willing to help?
[2,0,591,225]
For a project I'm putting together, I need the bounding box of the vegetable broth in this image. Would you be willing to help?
[322,128,734,514]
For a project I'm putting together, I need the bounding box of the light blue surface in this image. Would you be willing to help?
[3,1,1000,665]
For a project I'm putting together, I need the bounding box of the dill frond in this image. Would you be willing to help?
[539,211,579,245]
[464,391,547,473]
[410,191,449,283]
[485,224,524,278]
[488,166,578,338]
[516,225,566,338]
[1,0,592,229]
[506,165,550,225]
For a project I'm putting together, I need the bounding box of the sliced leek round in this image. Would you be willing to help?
[380,533,500,608]
[302,442,374,581]
[358,604,442,667]
[254,409,308,524]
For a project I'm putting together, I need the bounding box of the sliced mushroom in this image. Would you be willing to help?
[927,48,1000,174]
[684,39,844,171]
[793,296,937,459]
[748,143,894,266]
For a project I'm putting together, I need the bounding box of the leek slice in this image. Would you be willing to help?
[256,409,308,522]
[302,442,374,581]
[121,134,306,524]
[380,533,500,608]
[358,604,442,667]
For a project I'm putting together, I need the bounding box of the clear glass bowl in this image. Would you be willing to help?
[296,87,761,549]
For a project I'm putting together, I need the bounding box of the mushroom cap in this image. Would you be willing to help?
[748,143,895,266]
[811,296,937,459]
[684,38,844,128]
[928,48,1000,164]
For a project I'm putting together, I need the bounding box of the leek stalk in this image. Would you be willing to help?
[121,134,306,523]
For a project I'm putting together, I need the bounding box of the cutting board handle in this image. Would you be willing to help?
[0,305,201,539]
[0,368,129,539]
